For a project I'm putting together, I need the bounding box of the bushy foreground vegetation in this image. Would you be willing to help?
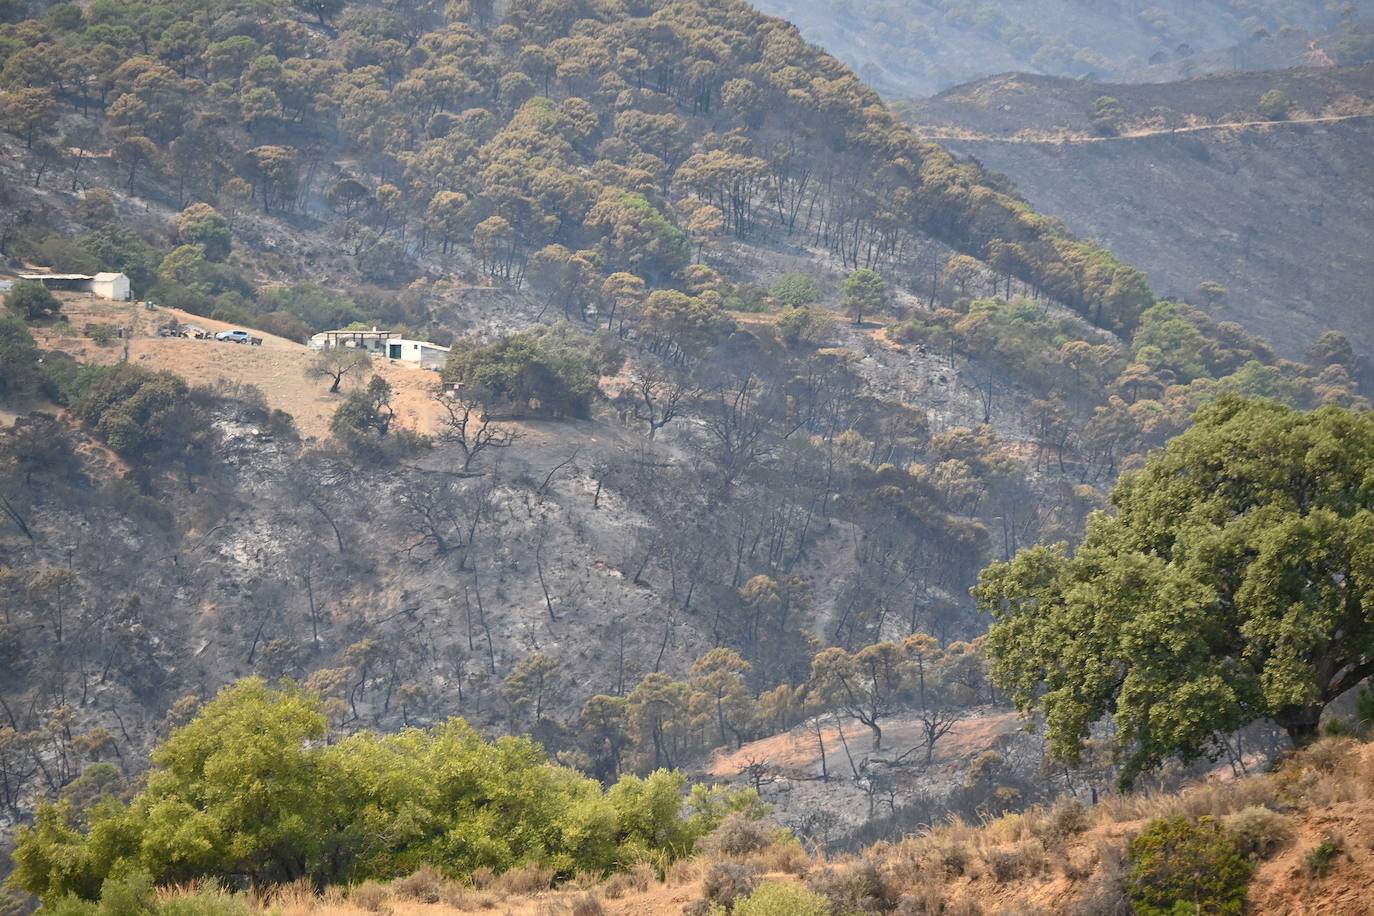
[11,680,763,905]
[24,733,1372,915]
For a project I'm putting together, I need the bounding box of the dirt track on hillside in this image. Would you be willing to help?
[908,111,1374,144]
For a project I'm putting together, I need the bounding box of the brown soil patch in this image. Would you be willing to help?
[32,295,443,440]
[280,877,708,916]
[709,710,1022,778]
[1248,796,1374,915]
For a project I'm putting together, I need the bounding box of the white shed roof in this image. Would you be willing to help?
[93,272,128,282]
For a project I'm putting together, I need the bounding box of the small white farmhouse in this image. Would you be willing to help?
[309,326,451,370]
[92,272,131,301]
[384,338,451,370]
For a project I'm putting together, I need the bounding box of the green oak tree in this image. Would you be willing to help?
[976,397,1374,784]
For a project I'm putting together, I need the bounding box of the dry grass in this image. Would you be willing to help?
[391,867,447,903]
[860,736,1374,911]
[696,812,775,859]
[600,862,656,899]
[804,857,900,913]
[347,881,392,914]
[753,838,811,875]
[698,860,758,910]
[664,856,705,887]
[536,892,604,916]
[979,839,1048,883]
[31,295,445,439]
[1222,806,1294,860]
[493,863,556,896]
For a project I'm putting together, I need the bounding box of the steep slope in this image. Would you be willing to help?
[901,65,1374,362]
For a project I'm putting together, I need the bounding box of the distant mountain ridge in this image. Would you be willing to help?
[900,64,1374,363]
[750,0,1369,97]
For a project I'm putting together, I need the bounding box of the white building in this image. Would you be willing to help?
[18,272,131,301]
[92,272,131,301]
[308,328,399,353]
[309,327,450,370]
[385,338,451,370]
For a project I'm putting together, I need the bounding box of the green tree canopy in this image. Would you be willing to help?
[0,315,42,396]
[66,364,194,460]
[768,274,822,308]
[442,330,601,419]
[5,281,61,321]
[11,678,761,902]
[174,203,232,262]
[976,397,1374,783]
[841,268,888,325]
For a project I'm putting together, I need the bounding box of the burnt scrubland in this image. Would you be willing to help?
[0,0,1372,912]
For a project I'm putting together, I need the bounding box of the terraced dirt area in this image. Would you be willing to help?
[28,294,445,439]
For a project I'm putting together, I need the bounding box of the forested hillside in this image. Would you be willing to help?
[0,0,1165,333]
[0,0,1370,898]
[748,0,1371,97]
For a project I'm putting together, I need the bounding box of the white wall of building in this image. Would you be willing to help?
[92,273,131,301]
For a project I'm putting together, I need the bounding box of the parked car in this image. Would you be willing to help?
[216,330,252,343]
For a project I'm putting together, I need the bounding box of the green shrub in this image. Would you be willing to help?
[257,283,361,331]
[176,204,232,262]
[768,274,822,308]
[774,306,835,348]
[1304,835,1345,878]
[1258,90,1289,121]
[78,227,161,295]
[84,323,119,346]
[442,330,602,419]
[1322,717,1354,737]
[0,315,43,396]
[1126,816,1251,916]
[806,859,897,912]
[1358,687,1374,729]
[44,897,98,916]
[732,881,829,916]
[63,363,212,462]
[721,283,769,313]
[95,871,156,916]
